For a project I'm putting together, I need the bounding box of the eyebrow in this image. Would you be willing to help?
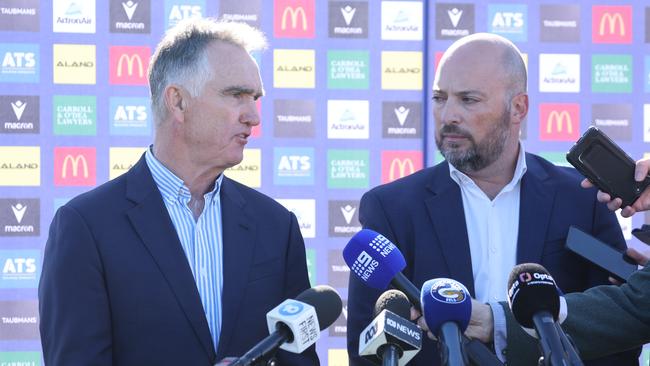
[222,86,264,99]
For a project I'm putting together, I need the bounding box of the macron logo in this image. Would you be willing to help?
[394,106,410,126]
[448,8,463,27]
[341,5,356,26]
[11,203,26,224]
[11,101,26,121]
[340,205,356,224]
[122,1,138,20]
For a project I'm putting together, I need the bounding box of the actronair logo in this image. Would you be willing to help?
[592,6,632,44]
[0,199,39,237]
[329,1,367,38]
[275,199,316,238]
[435,3,474,40]
[165,0,204,29]
[539,104,580,141]
[0,43,39,83]
[274,0,315,38]
[110,0,151,33]
[0,0,39,32]
[109,46,150,85]
[0,95,39,134]
[327,100,369,139]
[54,147,97,186]
[381,1,423,41]
[328,200,361,237]
[538,54,580,93]
[53,0,96,33]
[0,146,40,186]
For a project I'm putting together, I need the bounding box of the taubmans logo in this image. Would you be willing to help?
[279,301,304,316]
[430,279,467,304]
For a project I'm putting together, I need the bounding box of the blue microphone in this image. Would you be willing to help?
[421,278,471,366]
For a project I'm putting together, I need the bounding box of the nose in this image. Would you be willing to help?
[240,99,260,126]
[436,98,460,126]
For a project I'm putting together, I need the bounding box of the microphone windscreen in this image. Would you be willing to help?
[343,229,407,289]
[374,289,411,319]
[296,285,343,330]
[420,278,472,333]
[507,263,560,328]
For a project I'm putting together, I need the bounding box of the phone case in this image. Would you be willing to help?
[566,126,650,207]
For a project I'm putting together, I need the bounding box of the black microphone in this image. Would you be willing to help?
[507,263,583,366]
[229,285,342,366]
[359,289,422,366]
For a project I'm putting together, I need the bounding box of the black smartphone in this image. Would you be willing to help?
[565,226,637,282]
[566,126,650,207]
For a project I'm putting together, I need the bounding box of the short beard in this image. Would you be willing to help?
[435,108,511,173]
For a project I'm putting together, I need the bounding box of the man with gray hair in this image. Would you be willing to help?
[39,19,318,365]
[347,33,638,365]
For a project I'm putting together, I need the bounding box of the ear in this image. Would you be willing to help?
[163,85,187,122]
[510,93,529,126]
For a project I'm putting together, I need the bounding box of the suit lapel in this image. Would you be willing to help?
[517,154,555,265]
[125,156,216,362]
[216,178,257,359]
[424,163,476,296]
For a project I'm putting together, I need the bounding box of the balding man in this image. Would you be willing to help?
[346,33,638,365]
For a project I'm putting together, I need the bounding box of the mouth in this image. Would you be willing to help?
[235,132,250,144]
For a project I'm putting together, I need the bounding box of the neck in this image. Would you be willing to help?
[464,141,520,200]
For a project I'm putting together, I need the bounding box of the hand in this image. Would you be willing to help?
[464,299,493,343]
[608,247,650,285]
[410,307,437,341]
[581,158,650,217]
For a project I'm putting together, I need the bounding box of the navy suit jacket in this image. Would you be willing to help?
[347,153,638,366]
[39,155,318,366]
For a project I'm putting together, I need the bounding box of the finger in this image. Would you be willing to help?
[596,190,612,203]
[625,247,650,266]
[606,197,623,211]
[608,276,622,286]
[410,307,421,321]
[620,206,635,218]
[635,159,650,182]
[580,179,593,189]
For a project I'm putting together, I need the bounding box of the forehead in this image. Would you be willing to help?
[433,44,507,92]
[206,41,262,89]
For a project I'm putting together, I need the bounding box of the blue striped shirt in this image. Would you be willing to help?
[145,147,223,351]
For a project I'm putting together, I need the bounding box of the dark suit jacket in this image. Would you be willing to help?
[504,264,650,361]
[347,153,638,365]
[39,155,318,366]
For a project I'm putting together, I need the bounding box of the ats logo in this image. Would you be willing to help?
[274,0,314,38]
[54,147,96,186]
[0,43,39,83]
[0,95,39,134]
[592,6,631,44]
[274,147,314,186]
[488,4,527,42]
[226,149,261,188]
[273,49,315,88]
[53,0,96,33]
[381,51,422,90]
[0,300,39,340]
[0,199,39,237]
[165,0,204,29]
[109,147,146,180]
[539,104,580,141]
[0,0,39,32]
[109,46,150,85]
[53,44,96,85]
[109,97,150,136]
[275,199,316,238]
[381,151,423,184]
[0,146,40,186]
[0,250,40,288]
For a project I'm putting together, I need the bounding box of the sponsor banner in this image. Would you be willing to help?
[0,95,39,134]
[327,100,369,139]
[53,0,96,33]
[53,95,97,136]
[328,1,367,38]
[539,103,580,141]
[381,151,423,184]
[0,146,40,186]
[53,44,96,85]
[381,1,423,41]
[328,299,347,337]
[109,97,151,136]
[274,147,314,186]
[306,248,316,287]
[219,0,261,28]
[53,147,97,187]
[382,101,422,139]
[273,99,315,138]
[328,349,349,365]
[592,5,632,44]
[275,199,316,238]
[109,46,150,85]
[0,300,39,340]
[328,200,361,237]
[109,0,151,33]
[488,4,527,42]
[0,43,39,83]
[109,147,146,180]
[0,199,39,237]
[165,0,204,29]
[327,149,369,189]
[591,54,632,93]
[225,149,261,188]
[273,49,315,89]
[274,0,315,38]
[327,249,349,286]
[538,152,572,167]
[0,249,40,288]
[0,0,39,32]
[539,4,580,43]
[538,53,580,93]
[381,51,422,90]
[327,50,369,89]
[435,3,474,40]
[0,352,41,365]
[591,104,632,141]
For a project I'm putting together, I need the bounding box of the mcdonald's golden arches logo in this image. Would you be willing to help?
[109,46,150,85]
[539,104,580,141]
[54,147,96,186]
[592,6,632,44]
[274,0,315,38]
[381,151,423,184]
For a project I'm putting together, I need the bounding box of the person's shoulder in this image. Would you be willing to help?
[64,173,129,213]
[223,176,290,215]
[526,152,584,185]
[366,165,438,198]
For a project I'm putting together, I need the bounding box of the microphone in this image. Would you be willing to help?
[359,289,422,366]
[344,229,503,366]
[507,263,583,366]
[230,285,342,366]
[421,278,470,366]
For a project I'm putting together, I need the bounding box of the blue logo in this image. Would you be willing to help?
[165,0,204,29]
[0,43,39,83]
[279,301,304,316]
[429,279,468,304]
[274,147,315,186]
[488,4,527,42]
[109,97,151,136]
[0,249,40,289]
